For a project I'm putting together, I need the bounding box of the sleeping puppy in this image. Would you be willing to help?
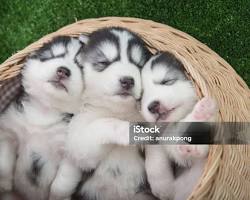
[0,36,84,200]
[141,52,217,200]
[50,27,156,200]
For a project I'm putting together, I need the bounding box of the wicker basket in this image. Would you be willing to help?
[0,17,249,200]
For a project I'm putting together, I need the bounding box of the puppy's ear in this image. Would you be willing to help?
[79,34,89,45]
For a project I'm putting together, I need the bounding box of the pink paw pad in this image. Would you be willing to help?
[178,145,208,158]
[192,97,217,121]
[179,145,200,157]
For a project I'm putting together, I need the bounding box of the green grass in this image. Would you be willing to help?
[0,0,249,86]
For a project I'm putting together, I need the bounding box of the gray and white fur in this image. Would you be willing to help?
[141,52,217,200]
[0,36,84,200]
[51,27,157,200]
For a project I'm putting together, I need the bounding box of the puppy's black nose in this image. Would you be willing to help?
[120,76,135,90]
[148,101,160,114]
[56,67,71,79]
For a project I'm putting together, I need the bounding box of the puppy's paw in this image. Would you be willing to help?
[178,145,209,159]
[150,179,174,200]
[102,118,130,146]
[192,97,217,121]
[117,121,130,146]
[0,178,12,192]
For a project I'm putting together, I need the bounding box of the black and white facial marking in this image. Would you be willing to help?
[29,37,69,61]
[150,52,187,83]
[21,36,85,113]
[141,52,198,122]
[29,36,84,67]
[26,152,44,186]
[83,27,151,71]
[79,27,152,101]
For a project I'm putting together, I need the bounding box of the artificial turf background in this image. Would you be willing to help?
[1,0,249,86]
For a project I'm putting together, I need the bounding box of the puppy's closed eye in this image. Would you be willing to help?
[155,79,177,86]
[93,61,111,72]
[98,61,110,67]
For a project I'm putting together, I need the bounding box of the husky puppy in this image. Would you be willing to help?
[50,27,156,200]
[0,36,84,200]
[141,52,217,200]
